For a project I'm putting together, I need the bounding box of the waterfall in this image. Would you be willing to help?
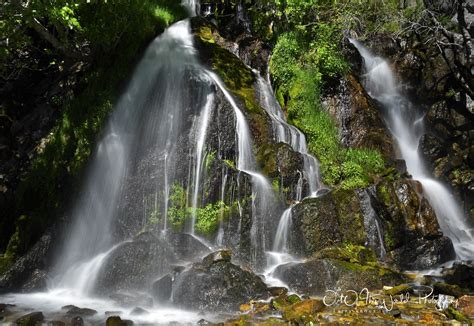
[207,71,277,266]
[182,0,199,16]
[256,75,324,197]
[51,18,217,293]
[273,207,293,253]
[350,39,474,260]
[190,93,215,234]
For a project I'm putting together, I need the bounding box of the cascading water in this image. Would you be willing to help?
[52,18,215,294]
[350,39,474,260]
[256,75,323,197]
[254,74,324,282]
[207,71,278,266]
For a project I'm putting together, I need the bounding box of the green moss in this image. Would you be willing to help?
[317,244,376,265]
[445,306,469,323]
[269,28,385,190]
[194,20,277,175]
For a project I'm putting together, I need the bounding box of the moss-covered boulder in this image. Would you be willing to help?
[273,258,406,296]
[372,178,455,269]
[290,189,366,256]
[15,312,44,326]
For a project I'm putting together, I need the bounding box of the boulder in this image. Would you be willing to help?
[0,232,53,293]
[389,236,455,270]
[323,74,394,160]
[94,232,174,294]
[106,316,134,326]
[273,258,405,296]
[442,261,474,291]
[291,190,366,256]
[172,251,269,311]
[15,312,44,326]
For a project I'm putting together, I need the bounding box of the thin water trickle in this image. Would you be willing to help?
[350,39,474,260]
[191,92,215,234]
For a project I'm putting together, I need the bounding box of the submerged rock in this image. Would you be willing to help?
[172,251,269,311]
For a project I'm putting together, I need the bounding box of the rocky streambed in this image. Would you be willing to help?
[1,250,473,325]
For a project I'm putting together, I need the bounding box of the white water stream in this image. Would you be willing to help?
[350,39,474,260]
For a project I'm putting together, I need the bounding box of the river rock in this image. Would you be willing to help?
[15,311,44,326]
[151,274,172,302]
[172,251,269,311]
[273,258,405,296]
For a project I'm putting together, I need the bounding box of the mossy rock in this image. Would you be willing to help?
[291,190,367,256]
[281,299,325,322]
[15,312,44,326]
[383,283,412,296]
[190,17,276,176]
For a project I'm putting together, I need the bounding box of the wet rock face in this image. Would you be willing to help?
[389,236,455,270]
[273,258,405,296]
[0,231,53,294]
[291,177,454,270]
[94,232,175,295]
[372,179,455,269]
[172,250,269,312]
[442,261,474,291]
[291,190,366,256]
[323,74,394,160]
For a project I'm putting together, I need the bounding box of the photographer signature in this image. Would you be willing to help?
[323,286,458,312]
